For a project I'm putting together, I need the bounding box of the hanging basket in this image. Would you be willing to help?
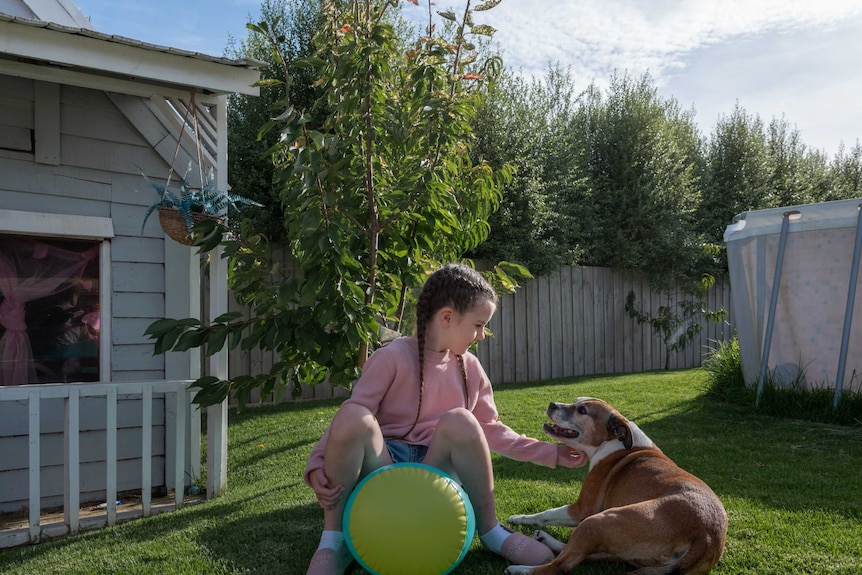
[158,207,221,246]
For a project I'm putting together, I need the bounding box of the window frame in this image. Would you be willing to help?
[0,209,114,384]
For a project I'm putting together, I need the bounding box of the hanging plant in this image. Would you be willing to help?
[139,92,262,245]
[141,162,262,245]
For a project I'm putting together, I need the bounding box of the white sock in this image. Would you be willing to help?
[317,530,345,552]
[479,523,509,553]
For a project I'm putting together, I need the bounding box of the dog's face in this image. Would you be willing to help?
[543,397,634,451]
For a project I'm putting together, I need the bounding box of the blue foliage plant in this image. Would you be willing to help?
[140,161,262,236]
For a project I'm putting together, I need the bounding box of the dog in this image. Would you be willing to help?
[506,397,727,575]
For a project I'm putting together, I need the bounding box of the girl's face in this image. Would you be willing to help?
[439,298,496,355]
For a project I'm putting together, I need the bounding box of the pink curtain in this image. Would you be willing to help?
[0,238,99,386]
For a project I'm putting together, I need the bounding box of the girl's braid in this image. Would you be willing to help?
[387,263,497,441]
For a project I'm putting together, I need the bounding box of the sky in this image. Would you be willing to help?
[71,0,862,158]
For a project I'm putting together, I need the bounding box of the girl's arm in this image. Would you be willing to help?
[466,359,560,468]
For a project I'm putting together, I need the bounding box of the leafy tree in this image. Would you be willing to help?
[471,64,588,275]
[765,116,815,207]
[697,103,771,245]
[573,73,704,287]
[225,0,324,241]
[829,141,862,200]
[796,147,832,204]
[697,107,854,251]
[147,0,524,407]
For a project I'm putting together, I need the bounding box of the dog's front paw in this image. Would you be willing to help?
[508,514,532,526]
[509,505,573,528]
[533,529,566,554]
[508,513,547,527]
[504,566,533,575]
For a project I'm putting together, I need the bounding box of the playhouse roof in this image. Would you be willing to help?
[0,2,263,100]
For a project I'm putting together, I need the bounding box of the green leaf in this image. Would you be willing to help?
[173,330,205,352]
[253,79,283,88]
[144,318,178,336]
[469,24,496,36]
[291,56,326,68]
[205,328,229,356]
[437,10,457,21]
[155,326,186,354]
[190,376,229,407]
[459,52,478,66]
[309,130,326,150]
[474,0,502,10]
[246,22,267,35]
[213,311,244,323]
[229,328,243,350]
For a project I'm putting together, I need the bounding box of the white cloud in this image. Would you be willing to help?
[462,0,862,87]
[402,0,862,153]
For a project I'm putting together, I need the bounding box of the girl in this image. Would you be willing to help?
[304,263,586,575]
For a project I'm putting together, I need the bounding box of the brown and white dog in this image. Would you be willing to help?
[506,398,727,575]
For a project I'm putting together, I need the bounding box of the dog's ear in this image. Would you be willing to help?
[607,415,633,450]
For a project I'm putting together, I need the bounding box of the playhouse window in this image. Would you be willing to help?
[0,235,101,385]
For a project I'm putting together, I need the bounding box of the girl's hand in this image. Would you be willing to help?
[556,444,588,468]
[309,468,345,509]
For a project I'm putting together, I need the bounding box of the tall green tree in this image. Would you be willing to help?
[697,103,771,245]
[765,116,830,208]
[573,73,703,287]
[225,0,324,240]
[147,0,521,407]
[829,141,862,200]
[471,64,587,275]
[697,107,849,248]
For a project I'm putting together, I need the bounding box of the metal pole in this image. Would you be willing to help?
[833,204,862,409]
[757,211,798,406]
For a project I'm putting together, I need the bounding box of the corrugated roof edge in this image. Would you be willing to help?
[0,12,266,69]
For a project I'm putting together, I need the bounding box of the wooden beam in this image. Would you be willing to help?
[63,387,80,535]
[0,209,114,239]
[0,59,225,103]
[207,94,229,498]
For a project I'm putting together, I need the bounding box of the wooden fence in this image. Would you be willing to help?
[474,266,733,384]
[217,260,733,404]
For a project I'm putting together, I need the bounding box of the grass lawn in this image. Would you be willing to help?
[1,368,861,574]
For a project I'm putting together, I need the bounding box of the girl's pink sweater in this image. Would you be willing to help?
[304,336,559,486]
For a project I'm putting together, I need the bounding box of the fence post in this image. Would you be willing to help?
[142,384,153,516]
[64,386,80,535]
[28,390,40,543]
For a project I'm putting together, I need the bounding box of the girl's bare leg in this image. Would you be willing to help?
[423,408,497,534]
[321,402,393,530]
[423,408,554,566]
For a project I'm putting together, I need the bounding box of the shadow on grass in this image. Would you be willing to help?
[193,504,616,575]
[0,487,295,571]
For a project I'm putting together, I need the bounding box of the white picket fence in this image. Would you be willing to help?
[0,380,198,549]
